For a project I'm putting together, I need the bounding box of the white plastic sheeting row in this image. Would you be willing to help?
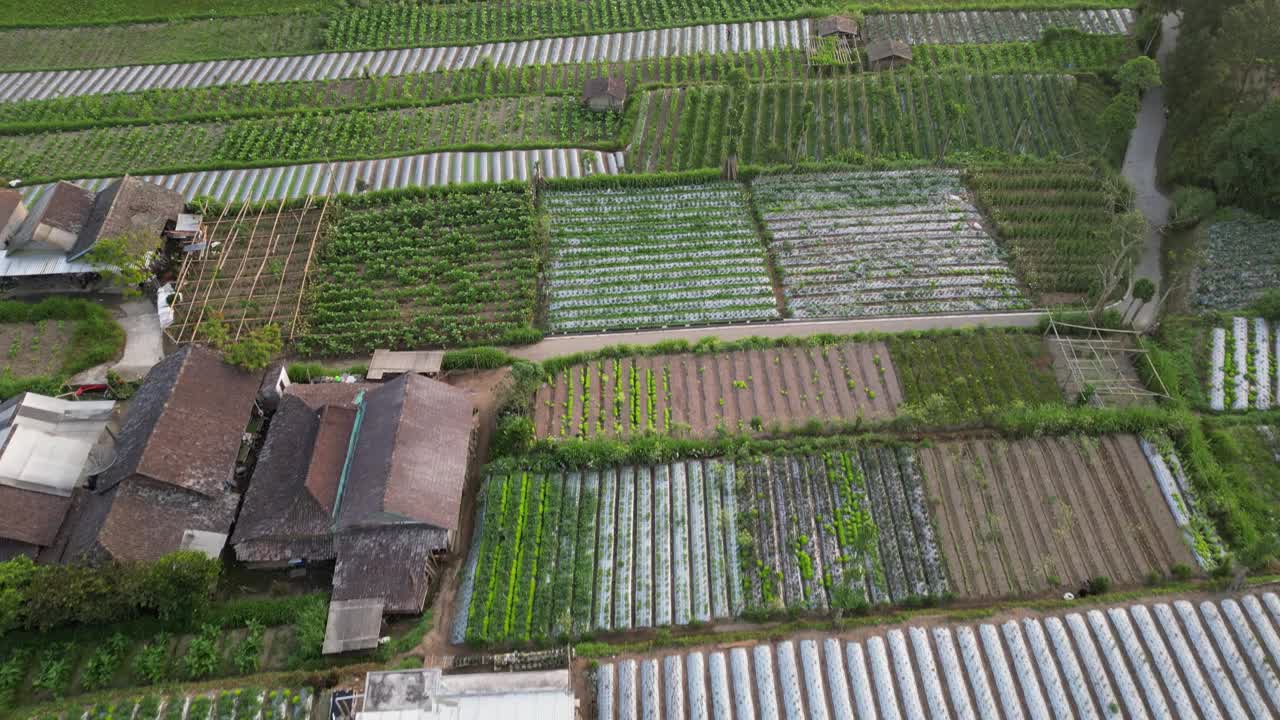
[17,148,624,205]
[862,9,1136,45]
[598,593,1280,719]
[0,20,809,104]
[1208,317,1278,412]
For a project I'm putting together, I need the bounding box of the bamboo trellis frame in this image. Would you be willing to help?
[1045,318,1171,402]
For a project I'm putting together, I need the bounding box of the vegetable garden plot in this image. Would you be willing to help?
[16,149,625,205]
[888,331,1063,420]
[294,189,540,355]
[1207,316,1278,412]
[543,184,777,332]
[0,20,810,104]
[531,343,903,440]
[736,449,948,613]
[596,592,1280,720]
[0,97,620,183]
[632,73,1089,171]
[454,459,742,644]
[168,202,326,344]
[968,164,1129,295]
[912,36,1135,75]
[752,170,1030,318]
[918,435,1196,599]
[861,9,1137,45]
[1195,210,1280,311]
[43,687,313,720]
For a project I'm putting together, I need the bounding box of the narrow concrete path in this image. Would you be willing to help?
[1121,14,1179,328]
[509,311,1046,361]
[69,299,165,385]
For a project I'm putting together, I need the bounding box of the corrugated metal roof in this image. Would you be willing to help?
[323,598,385,655]
[17,149,625,205]
[0,250,96,277]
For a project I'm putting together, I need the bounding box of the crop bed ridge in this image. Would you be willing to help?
[596,591,1280,720]
[0,20,811,105]
[16,148,625,205]
[862,8,1136,45]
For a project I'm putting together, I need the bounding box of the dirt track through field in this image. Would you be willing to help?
[533,342,902,439]
[920,435,1193,599]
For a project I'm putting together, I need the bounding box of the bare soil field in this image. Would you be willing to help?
[533,342,903,439]
[919,435,1194,599]
[0,320,75,377]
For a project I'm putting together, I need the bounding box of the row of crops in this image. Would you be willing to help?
[16,148,625,206]
[543,184,778,331]
[0,35,1132,133]
[754,170,1030,318]
[861,8,1136,45]
[967,163,1127,294]
[1209,317,1279,412]
[596,593,1280,720]
[0,20,810,104]
[453,460,743,644]
[631,72,1088,172]
[738,450,948,612]
[1194,210,1280,311]
[294,189,540,355]
[0,98,622,183]
[36,688,312,720]
[453,449,950,646]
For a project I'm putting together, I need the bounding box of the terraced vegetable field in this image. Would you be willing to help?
[0,20,811,104]
[543,183,778,332]
[919,435,1195,598]
[453,459,744,644]
[532,343,903,439]
[1195,210,1280,311]
[1208,316,1278,412]
[294,188,539,355]
[861,8,1136,44]
[753,170,1029,318]
[969,164,1132,294]
[0,97,622,183]
[42,688,313,720]
[632,73,1088,171]
[15,149,625,205]
[596,592,1280,720]
[737,450,948,612]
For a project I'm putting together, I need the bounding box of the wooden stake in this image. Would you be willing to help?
[232,199,288,340]
[268,197,314,328]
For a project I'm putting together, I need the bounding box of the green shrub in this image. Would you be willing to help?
[32,643,75,697]
[0,648,30,706]
[441,346,516,370]
[233,620,266,674]
[184,624,221,680]
[287,597,329,667]
[1133,278,1156,302]
[79,633,128,691]
[1253,288,1280,321]
[492,415,535,456]
[1169,186,1217,229]
[130,632,172,685]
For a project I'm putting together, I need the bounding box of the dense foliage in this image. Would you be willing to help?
[0,552,220,635]
[296,188,541,355]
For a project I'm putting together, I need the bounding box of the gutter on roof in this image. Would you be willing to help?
[331,389,366,522]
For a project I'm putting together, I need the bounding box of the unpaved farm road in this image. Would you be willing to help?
[511,311,1046,361]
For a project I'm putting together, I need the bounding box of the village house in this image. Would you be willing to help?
[231,372,476,653]
[816,15,859,41]
[867,39,914,71]
[0,176,182,281]
[44,345,261,564]
[582,77,626,113]
[0,393,114,561]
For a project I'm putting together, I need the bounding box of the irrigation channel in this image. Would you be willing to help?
[15,149,625,205]
[0,10,1136,104]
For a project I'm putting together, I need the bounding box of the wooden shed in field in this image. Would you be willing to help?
[867,39,913,70]
[583,77,626,112]
[816,15,859,40]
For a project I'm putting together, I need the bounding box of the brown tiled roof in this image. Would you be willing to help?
[53,476,239,564]
[332,526,447,614]
[336,374,474,533]
[101,345,260,499]
[0,189,21,227]
[286,382,373,411]
[69,176,184,260]
[583,76,626,101]
[817,15,857,36]
[867,39,913,62]
[306,405,354,513]
[0,484,70,547]
[8,182,94,252]
[230,394,332,561]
